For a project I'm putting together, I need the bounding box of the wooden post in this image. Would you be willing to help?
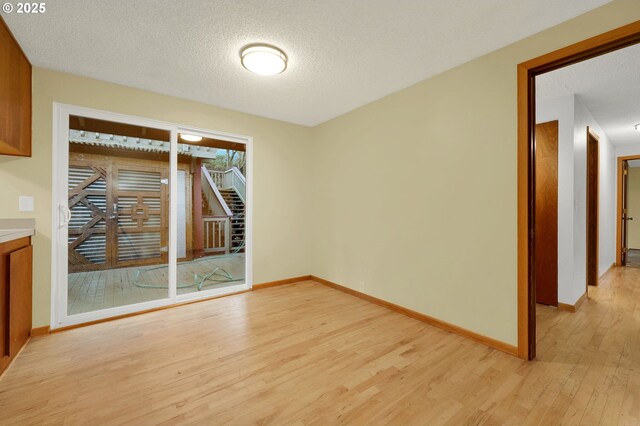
[225,218,230,254]
[193,158,204,257]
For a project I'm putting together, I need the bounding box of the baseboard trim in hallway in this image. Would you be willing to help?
[309,275,519,357]
[558,291,588,313]
[600,262,616,279]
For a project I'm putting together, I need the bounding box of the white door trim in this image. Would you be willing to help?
[50,103,253,329]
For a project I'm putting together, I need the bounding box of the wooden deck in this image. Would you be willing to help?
[68,254,245,315]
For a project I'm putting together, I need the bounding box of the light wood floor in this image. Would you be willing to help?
[1,268,639,424]
[68,254,245,315]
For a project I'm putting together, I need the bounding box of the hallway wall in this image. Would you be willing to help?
[536,95,575,304]
[574,98,616,285]
[535,95,616,306]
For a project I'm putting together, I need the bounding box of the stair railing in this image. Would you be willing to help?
[201,165,233,217]
[220,167,246,203]
[208,170,225,188]
[203,217,230,254]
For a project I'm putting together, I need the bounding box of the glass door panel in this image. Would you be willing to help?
[175,133,247,295]
[66,116,171,316]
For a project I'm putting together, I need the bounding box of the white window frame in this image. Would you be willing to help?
[51,103,253,329]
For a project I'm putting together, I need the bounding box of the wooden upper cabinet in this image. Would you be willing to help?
[0,17,31,157]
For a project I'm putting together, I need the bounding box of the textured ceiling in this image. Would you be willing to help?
[5,0,611,126]
[537,43,640,147]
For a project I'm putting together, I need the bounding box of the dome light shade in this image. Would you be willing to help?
[241,44,287,76]
[180,134,202,142]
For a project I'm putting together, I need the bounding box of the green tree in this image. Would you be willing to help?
[205,149,246,176]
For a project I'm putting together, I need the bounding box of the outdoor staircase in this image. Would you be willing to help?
[219,189,245,253]
[201,165,246,254]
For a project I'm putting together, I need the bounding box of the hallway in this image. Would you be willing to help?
[533,265,640,424]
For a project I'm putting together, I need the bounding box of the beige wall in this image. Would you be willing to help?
[627,167,640,249]
[1,0,639,341]
[310,0,640,345]
[0,68,313,327]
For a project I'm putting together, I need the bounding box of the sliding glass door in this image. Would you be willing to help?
[53,105,251,328]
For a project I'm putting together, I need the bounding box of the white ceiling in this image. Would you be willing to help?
[537,43,640,147]
[5,0,610,126]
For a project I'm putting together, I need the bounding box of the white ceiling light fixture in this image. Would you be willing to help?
[241,44,287,76]
[635,124,640,132]
[180,134,203,142]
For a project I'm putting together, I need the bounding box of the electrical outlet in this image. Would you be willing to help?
[18,196,34,212]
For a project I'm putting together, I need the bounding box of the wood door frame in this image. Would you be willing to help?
[586,127,599,287]
[616,155,640,266]
[517,20,640,360]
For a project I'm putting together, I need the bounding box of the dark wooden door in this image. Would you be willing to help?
[622,160,629,266]
[535,121,559,306]
[586,129,599,286]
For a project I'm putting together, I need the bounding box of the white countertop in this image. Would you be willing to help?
[0,219,35,244]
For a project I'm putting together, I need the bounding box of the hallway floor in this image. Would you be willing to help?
[0,270,639,424]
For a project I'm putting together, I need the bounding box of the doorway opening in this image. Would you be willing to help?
[52,105,253,328]
[617,156,640,268]
[518,21,640,360]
